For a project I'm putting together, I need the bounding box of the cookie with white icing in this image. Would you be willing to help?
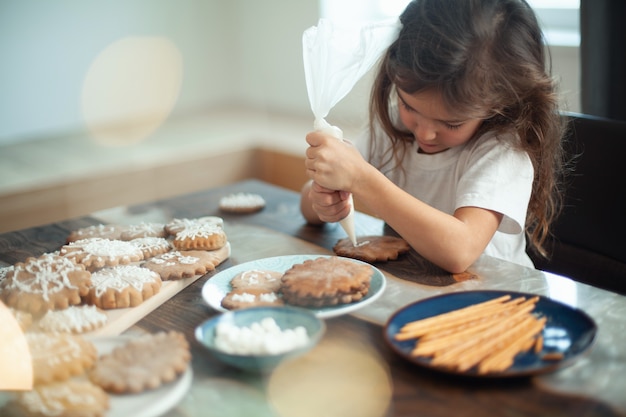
[221,287,284,310]
[120,222,167,240]
[164,216,224,236]
[230,269,283,292]
[172,223,227,251]
[141,248,224,280]
[60,238,144,271]
[219,192,266,213]
[333,235,411,263]
[84,265,162,309]
[67,223,129,243]
[0,254,91,316]
[38,305,108,334]
[128,236,172,259]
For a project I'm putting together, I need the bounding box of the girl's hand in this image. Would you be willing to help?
[308,181,352,223]
[304,131,364,192]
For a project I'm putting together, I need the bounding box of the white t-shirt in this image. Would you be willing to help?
[356,121,535,268]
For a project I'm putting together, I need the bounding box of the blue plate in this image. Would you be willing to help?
[384,290,597,378]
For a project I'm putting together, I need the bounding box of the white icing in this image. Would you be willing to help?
[6,254,81,301]
[231,292,256,303]
[149,251,200,265]
[90,265,160,297]
[214,317,309,355]
[175,223,222,241]
[39,305,107,333]
[220,192,265,208]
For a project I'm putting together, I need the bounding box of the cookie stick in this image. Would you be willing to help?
[315,120,358,246]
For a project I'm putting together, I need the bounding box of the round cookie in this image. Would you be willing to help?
[128,236,172,259]
[38,305,108,334]
[142,250,221,280]
[221,287,284,310]
[5,379,109,417]
[67,223,128,243]
[0,254,92,316]
[85,265,162,309]
[172,223,227,251]
[230,269,283,292]
[280,256,373,307]
[27,332,98,384]
[120,222,167,240]
[333,235,411,263]
[89,331,191,394]
[165,216,224,236]
[219,192,266,213]
[60,238,144,271]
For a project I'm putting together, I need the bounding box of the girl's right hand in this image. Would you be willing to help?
[308,181,352,223]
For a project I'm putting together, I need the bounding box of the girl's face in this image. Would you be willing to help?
[396,88,483,154]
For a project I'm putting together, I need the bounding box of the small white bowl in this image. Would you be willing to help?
[195,306,325,373]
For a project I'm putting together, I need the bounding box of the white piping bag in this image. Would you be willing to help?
[302,18,400,245]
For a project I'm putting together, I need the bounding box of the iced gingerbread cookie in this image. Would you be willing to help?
[60,238,144,271]
[142,249,224,281]
[0,254,92,316]
[120,222,167,240]
[221,287,284,310]
[27,332,98,384]
[128,236,172,259]
[172,223,228,251]
[281,256,373,307]
[230,269,283,292]
[67,224,128,243]
[164,216,224,236]
[333,235,411,263]
[89,331,191,394]
[84,265,162,309]
[219,192,266,213]
[38,305,108,334]
[3,379,109,417]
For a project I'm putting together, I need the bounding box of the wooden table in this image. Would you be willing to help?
[1,179,625,417]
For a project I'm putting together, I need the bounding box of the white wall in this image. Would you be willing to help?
[0,0,580,146]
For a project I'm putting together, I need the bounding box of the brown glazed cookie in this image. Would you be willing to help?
[0,254,92,316]
[219,192,266,213]
[67,224,128,243]
[27,332,98,384]
[333,235,411,263]
[84,265,162,309]
[164,216,224,236]
[120,222,167,240]
[128,236,172,259]
[60,238,144,271]
[5,379,109,417]
[172,223,228,251]
[141,246,229,280]
[89,331,191,394]
[280,256,373,307]
[37,305,108,334]
[221,287,284,310]
[230,269,283,292]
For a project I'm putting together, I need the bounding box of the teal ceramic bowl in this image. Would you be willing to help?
[195,306,325,373]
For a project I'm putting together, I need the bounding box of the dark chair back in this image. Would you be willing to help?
[530,112,626,294]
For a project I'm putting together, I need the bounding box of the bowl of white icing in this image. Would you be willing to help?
[195,306,325,372]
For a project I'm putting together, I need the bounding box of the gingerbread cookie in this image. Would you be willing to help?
[165,216,224,236]
[128,236,172,259]
[219,192,266,213]
[172,223,227,251]
[0,254,91,316]
[333,235,411,263]
[230,269,283,292]
[60,238,144,271]
[280,256,373,307]
[27,332,98,384]
[67,224,128,243]
[120,222,167,240]
[89,331,191,394]
[4,379,109,417]
[84,265,162,309]
[37,305,108,334]
[221,287,284,310]
[142,249,222,280]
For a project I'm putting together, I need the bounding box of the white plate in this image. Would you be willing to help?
[0,336,192,417]
[202,254,386,319]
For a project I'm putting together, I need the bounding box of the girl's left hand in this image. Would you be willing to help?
[304,131,365,192]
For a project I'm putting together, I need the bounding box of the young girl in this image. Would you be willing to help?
[300,0,565,273]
